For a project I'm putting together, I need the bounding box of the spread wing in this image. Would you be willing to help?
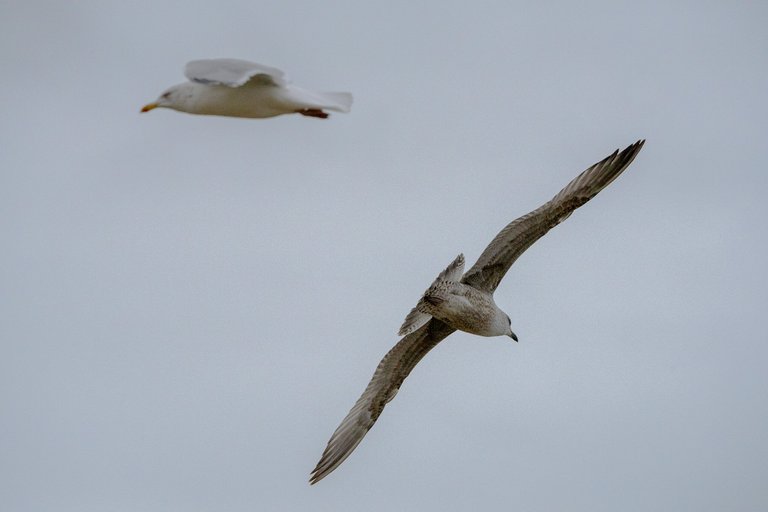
[461,140,645,294]
[310,319,456,484]
[184,58,286,87]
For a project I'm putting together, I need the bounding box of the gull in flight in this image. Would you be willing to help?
[140,58,352,119]
[310,140,645,484]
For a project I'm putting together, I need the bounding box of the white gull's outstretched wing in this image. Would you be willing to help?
[462,140,645,294]
[184,58,286,88]
[310,319,456,484]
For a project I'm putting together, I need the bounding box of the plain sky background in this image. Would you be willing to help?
[2,1,767,511]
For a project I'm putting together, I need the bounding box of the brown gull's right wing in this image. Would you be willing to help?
[461,140,645,294]
[309,319,456,484]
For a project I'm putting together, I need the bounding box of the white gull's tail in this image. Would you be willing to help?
[318,91,353,113]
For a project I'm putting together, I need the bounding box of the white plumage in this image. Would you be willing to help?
[141,58,352,119]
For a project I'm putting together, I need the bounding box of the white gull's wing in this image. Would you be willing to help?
[461,140,645,294]
[310,319,456,484]
[184,58,286,88]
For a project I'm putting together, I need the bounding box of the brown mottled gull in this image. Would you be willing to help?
[310,140,645,484]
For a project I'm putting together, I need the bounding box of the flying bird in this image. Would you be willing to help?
[310,140,645,484]
[140,58,352,119]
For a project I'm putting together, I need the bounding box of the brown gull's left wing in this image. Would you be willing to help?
[310,319,456,484]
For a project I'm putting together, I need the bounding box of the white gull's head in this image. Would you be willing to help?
[141,83,196,113]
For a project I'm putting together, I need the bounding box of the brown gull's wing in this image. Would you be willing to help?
[461,140,645,294]
[310,319,456,484]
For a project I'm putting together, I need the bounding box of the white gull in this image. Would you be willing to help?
[310,140,645,484]
[140,58,352,119]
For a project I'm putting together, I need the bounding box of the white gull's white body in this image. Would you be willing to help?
[141,58,352,119]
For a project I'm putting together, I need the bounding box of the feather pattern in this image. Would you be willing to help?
[462,140,645,293]
[398,254,465,336]
[310,319,455,484]
[184,58,286,87]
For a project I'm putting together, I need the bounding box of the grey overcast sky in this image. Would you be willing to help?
[2,1,767,511]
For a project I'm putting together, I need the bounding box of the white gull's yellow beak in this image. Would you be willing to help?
[140,102,158,113]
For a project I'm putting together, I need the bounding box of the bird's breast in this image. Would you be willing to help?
[427,287,500,337]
